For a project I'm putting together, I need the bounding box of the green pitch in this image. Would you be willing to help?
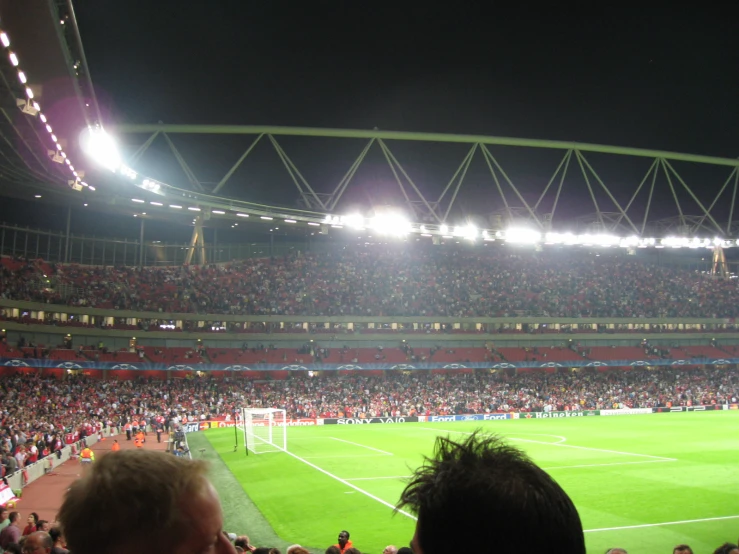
[197,412,739,554]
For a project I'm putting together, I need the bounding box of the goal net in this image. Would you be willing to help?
[241,408,287,454]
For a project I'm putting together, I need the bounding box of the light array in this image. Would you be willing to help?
[0,26,87,189]
[120,198,738,249]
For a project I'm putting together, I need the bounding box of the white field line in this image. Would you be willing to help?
[511,437,676,461]
[283,450,417,521]
[542,459,676,470]
[417,427,676,461]
[345,458,677,481]
[330,437,394,455]
[302,454,391,459]
[584,514,739,533]
[346,475,412,481]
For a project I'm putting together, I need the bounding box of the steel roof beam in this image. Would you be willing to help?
[114,124,739,168]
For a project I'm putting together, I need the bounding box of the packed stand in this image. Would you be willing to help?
[0,367,736,470]
[3,248,739,318]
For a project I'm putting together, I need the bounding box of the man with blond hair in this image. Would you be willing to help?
[58,449,237,554]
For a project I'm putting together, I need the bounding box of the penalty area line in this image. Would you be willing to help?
[330,437,394,455]
[542,459,676,471]
[344,459,677,481]
[345,475,412,481]
[283,450,417,521]
[585,514,739,533]
[417,427,675,462]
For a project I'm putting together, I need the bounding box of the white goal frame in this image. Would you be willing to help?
[241,408,287,454]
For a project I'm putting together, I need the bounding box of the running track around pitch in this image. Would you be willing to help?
[13,431,169,522]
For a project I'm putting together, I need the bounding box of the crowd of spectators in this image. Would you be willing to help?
[2,248,739,318]
[1,367,738,554]
[0,367,737,470]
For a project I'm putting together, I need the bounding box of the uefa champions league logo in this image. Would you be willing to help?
[56,362,82,369]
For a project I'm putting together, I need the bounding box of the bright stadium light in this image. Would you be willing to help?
[80,126,121,171]
[341,213,365,229]
[456,224,478,240]
[370,213,411,236]
[504,227,542,244]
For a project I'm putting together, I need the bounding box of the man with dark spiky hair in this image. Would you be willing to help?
[397,431,585,554]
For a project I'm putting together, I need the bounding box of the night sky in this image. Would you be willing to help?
[73,5,738,151]
[4,4,739,242]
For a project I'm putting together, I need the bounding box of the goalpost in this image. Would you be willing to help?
[241,408,287,454]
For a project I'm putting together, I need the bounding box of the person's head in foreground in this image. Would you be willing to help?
[22,531,52,554]
[397,431,586,554]
[673,546,693,554]
[714,544,739,554]
[337,531,350,549]
[58,449,237,554]
[605,549,627,554]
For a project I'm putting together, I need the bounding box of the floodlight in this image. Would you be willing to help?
[79,126,121,171]
[370,213,411,236]
[504,227,542,244]
[341,213,365,229]
[457,224,478,240]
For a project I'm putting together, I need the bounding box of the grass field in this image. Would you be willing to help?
[195,411,739,554]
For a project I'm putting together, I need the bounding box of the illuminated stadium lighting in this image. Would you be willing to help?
[212,210,225,215]
[0,33,9,48]
[260,216,273,220]
[150,201,163,206]
[456,224,478,240]
[39,114,47,123]
[307,222,320,226]
[284,219,297,223]
[370,213,411,237]
[131,199,145,203]
[440,224,449,234]
[25,87,33,99]
[169,205,182,209]
[17,70,26,84]
[79,126,121,171]
[341,213,365,229]
[236,213,249,217]
[141,179,162,193]
[8,52,18,66]
[120,166,137,179]
[504,228,542,244]
[188,207,201,211]
[421,233,432,237]
[45,124,52,133]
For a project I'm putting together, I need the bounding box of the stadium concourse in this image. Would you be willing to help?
[2,248,739,318]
